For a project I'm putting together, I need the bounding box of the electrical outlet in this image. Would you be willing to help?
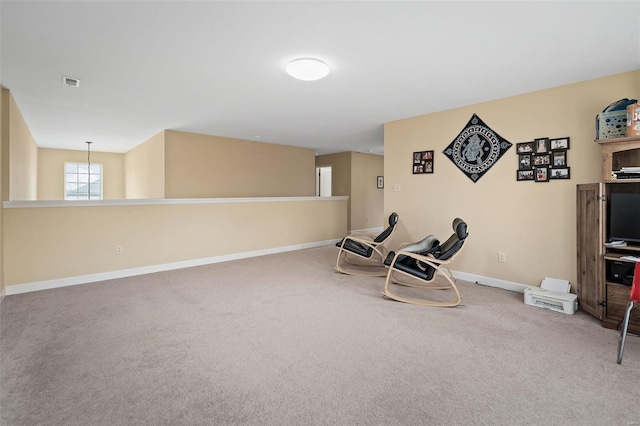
[116,245,123,255]
[498,252,506,263]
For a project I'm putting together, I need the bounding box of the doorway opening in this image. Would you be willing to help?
[316,166,332,197]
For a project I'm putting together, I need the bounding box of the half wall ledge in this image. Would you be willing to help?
[3,196,349,208]
[3,196,349,291]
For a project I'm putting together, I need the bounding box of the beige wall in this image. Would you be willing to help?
[316,152,351,196]
[316,151,384,231]
[124,131,165,199]
[0,88,5,296]
[164,130,315,198]
[350,152,384,230]
[384,70,640,289]
[3,198,347,286]
[1,90,9,202]
[8,91,38,200]
[316,152,352,229]
[38,148,125,200]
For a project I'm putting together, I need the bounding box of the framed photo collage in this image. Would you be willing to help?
[413,150,434,174]
[516,137,570,182]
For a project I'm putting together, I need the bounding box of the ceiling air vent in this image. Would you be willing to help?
[62,76,80,87]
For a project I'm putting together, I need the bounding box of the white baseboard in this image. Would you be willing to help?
[451,270,534,293]
[5,239,339,296]
[4,242,535,297]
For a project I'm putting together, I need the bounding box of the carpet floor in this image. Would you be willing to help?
[1,245,639,425]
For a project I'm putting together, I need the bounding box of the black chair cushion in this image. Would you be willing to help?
[336,238,374,258]
[384,235,439,267]
[337,212,398,259]
[373,212,399,243]
[388,219,468,281]
[392,259,437,281]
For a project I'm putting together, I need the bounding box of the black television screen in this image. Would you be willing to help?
[609,193,640,244]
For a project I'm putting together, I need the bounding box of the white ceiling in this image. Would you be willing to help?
[1,1,639,156]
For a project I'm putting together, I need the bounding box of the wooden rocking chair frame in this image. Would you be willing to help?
[335,213,399,277]
[382,218,468,307]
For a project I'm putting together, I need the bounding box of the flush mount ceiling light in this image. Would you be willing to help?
[285,58,330,81]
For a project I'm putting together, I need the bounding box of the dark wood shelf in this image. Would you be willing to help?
[596,135,640,145]
[603,280,640,334]
[595,136,640,181]
[577,136,640,331]
[604,246,640,257]
[606,179,640,183]
[605,280,631,287]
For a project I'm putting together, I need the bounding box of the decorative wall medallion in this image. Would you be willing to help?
[443,114,512,183]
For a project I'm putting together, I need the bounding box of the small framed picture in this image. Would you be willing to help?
[516,141,534,154]
[549,167,571,180]
[377,176,384,189]
[534,137,549,154]
[550,137,570,150]
[533,154,551,166]
[412,150,434,174]
[551,150,567,167]
[518,154,532,170]
[517,169,535,181]
[535,167,549,182]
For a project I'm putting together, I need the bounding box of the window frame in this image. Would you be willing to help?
[64,161,103,200]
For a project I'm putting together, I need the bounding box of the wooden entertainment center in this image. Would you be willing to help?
[577,136,640,333]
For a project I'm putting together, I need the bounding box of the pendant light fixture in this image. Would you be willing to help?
[86,141,92,200]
